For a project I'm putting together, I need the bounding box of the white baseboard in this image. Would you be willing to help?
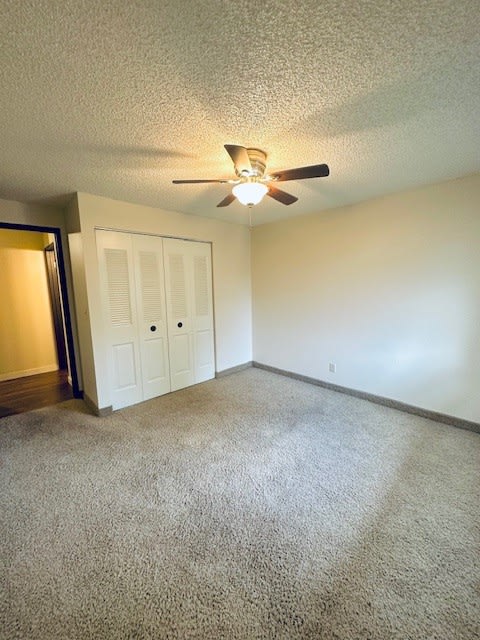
[0,364,59,382]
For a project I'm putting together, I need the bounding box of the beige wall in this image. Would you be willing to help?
[0,229,58,380]
[73,192,252,410]
[0,198,65,229]
[68,231,95,403]
[252,173,480,423]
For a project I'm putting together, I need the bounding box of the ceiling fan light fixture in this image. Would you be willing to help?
[173,144,329,209]
[232,181,268,206]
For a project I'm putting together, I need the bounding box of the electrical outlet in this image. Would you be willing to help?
[329,362,336,373]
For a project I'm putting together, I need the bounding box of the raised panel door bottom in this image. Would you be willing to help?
[144,336,167,382]
[113,342,137,389]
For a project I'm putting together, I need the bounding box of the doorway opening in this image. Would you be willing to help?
[0,222,81,418]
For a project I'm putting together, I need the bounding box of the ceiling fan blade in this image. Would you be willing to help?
[269,163,330,182]
[217,193,236,207]
[224,144,252,174]
[267,185,298,205]
[172,179,231,184]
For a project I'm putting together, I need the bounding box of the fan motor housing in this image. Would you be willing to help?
[237,148,267,178]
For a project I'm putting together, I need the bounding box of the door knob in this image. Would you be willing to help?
[177,322,183,328]
[150,325,157,332]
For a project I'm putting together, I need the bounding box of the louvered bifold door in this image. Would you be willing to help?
[163,238,195,391]
[163,238,215,391]
[96,230,143,409]
[191,243,215,383]
[132,235,171,400]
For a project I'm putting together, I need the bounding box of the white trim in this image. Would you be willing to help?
[0,364,59,382]
[94,225,211,245]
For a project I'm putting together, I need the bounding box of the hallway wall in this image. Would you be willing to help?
[0,229,58,381]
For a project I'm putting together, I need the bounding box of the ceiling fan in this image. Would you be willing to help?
[172,145,329,208]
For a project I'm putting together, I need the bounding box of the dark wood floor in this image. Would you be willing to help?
[0,369,74,418]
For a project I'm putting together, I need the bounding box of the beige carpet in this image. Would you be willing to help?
[1,368,479,639]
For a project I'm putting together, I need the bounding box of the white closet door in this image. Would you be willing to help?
[132,235,170,400]
[97,232,214,408]
[163,238,215,391]
[191,242,215,383]
[96,230,142,409]
[163,239,195,391]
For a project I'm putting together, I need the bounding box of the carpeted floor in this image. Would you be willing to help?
[1,368,479,639]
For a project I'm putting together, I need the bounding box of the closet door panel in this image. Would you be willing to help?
[171,334,192,373]
[163,240,194,391]
[195,330,213,368]
[133,235,170,400]
[191,245,215,383]
[96,230,142,410]
[144,339,167,381]
[163,238,215,390]
[114,343,137,388]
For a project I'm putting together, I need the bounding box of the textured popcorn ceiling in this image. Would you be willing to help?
[0,0,479,225]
